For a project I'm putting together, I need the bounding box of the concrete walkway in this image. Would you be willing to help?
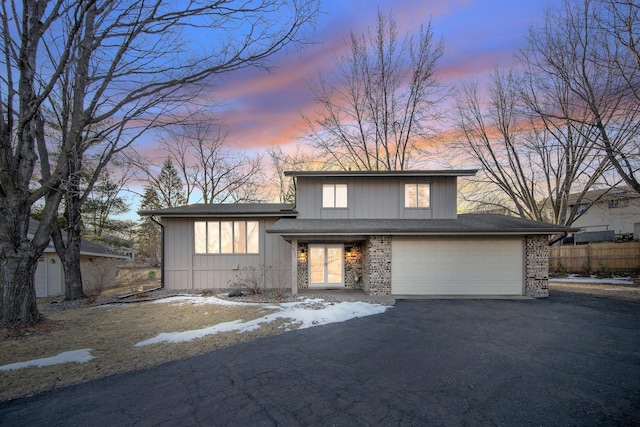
[297,288,396,304]
[1,290,639,426]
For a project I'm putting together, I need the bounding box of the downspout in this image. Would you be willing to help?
[150,215,165,289]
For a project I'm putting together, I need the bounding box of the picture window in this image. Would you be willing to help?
[194,221,259,254]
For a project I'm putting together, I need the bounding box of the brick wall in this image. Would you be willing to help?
[297,243,308,289]
[525,235,550,298]
[363,236,392,295]
[344,243,364,289]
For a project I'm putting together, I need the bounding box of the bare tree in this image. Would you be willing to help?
[303,9,447,170]
[520,0,640,193]
[598,1,640,97]
[82,164,132,238]
[266,145,316,203]
[0,0,319,327]
[158,116,265,204]
[455,69,611,229]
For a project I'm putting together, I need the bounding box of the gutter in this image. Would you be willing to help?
[149,215,165,289]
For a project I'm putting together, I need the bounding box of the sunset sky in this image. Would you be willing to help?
[187,0,560,152]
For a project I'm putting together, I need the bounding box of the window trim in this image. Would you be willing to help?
[194,220,259,254]
[404,183,431,208]
[322,183,348,208]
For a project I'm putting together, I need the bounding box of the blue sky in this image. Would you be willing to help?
[127,0,561,211]
[177,0,559,152]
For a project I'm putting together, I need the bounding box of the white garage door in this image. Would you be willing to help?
[391,239,524,296]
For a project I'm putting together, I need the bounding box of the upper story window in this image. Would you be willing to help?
[405,183,430,208]
[322,184,348,208]
[194,221,259,254]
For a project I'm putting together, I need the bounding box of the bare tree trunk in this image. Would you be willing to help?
[0,191,61,328]
[51,220,85,301]
[0,205,45,328]
[1,254,43,328]
[62,244,84,301]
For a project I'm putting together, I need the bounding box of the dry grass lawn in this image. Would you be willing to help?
[0,294,288,401]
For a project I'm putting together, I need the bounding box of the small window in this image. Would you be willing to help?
[405,183,430,208]
[194,221,259,254]
[322,184,348,208]
[608,198,628,209]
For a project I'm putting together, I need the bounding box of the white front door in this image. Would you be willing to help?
[309,244,344,288]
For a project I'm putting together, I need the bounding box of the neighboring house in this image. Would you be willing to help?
[30,219,127,297]
[567,187,640,239]
[141,170,572,298]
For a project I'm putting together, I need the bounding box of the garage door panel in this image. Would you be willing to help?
[392,239,523,295]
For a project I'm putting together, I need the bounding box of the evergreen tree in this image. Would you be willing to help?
[156,159,187,208]
[82,169,130,238]
[135,186,163,266]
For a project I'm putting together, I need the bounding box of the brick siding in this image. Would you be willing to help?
[363,236,392,295]
[525,235,550,298]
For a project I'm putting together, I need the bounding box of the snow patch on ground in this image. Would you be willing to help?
[0,349,94,372]
[549,275,635,285]
[136,297,390,347]
[151,295,263,307]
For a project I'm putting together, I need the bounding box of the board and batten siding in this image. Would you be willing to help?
[162,217,291,290]
[295,176,458,220]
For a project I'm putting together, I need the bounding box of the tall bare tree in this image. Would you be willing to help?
[598,1,640,99]
[266,145,316,203]
[521,0,639,193]
[455,69,611,228]
[0,0,319,327]
[158,116,264,204]
[304,9,447,170]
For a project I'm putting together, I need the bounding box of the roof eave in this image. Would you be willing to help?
[268,229,571,236]
[138,211,298,218]
[284,169,478,177]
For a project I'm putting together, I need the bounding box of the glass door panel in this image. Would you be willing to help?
[309,246,325,285]
[308,244,344,288]
[326,247,343,285]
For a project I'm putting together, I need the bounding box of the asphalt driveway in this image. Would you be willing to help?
[1,291,639,426]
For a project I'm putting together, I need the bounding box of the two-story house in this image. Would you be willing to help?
[566,186,640,241]
[141,170,571,298]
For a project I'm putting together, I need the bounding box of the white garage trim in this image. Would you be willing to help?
[391,238,524,296]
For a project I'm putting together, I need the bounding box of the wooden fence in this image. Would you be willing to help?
[549,242,640,274]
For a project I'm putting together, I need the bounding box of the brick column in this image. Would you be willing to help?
[525,235,550,298]
[364,236,392,295]
[297,243,308,289]
[344,243,364,290]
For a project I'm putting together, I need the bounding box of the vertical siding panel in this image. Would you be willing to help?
[164,217,292,290]
[296,175,459,220]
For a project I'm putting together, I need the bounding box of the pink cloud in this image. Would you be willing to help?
[135,0,556,157]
